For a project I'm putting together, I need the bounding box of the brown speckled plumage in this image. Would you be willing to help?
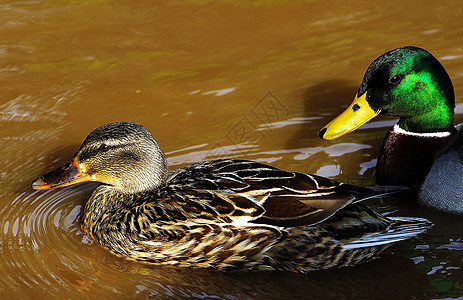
[33,122,432,272]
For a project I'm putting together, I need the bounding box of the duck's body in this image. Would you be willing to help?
[33,122,431,272]
[319,46,462,214]
[419,128,463,214]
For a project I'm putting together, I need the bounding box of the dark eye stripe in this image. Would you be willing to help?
[79,142,138,161]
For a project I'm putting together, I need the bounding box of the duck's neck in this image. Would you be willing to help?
[397,109,454,133]
[393,123,454,137]
[81,185,166,258]
[81,185,143,238]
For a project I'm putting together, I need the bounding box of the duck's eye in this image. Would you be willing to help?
[62,162,72,171]
[388,75,402,85]
[99,144,109,152]
[352,103,361,112]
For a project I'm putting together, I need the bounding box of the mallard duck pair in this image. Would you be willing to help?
[32,121,431,272]
[320,46,462,215]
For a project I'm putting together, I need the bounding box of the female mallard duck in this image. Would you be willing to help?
[32,122,431,272]
[319,46,461,214]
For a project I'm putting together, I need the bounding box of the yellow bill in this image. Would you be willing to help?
[319,92,381,140]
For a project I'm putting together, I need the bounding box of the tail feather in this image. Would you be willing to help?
[342,217,433,250]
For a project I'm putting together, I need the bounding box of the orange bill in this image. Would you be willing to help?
[319,92,381,140]
[32,157,91,190]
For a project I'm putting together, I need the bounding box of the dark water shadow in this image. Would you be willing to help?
[103,250,431,299]
[285,80,381,183]
[287,79,357,148]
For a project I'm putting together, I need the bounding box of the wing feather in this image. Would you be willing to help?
[164,159,377,227]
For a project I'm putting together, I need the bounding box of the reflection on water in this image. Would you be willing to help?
[1,0,463,298]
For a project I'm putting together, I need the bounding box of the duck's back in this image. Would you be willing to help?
[165,158,377,227]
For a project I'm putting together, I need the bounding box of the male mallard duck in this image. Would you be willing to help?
[32,122,431,272]
[319,46,461,214]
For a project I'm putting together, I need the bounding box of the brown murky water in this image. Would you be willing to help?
[1,0,463,298]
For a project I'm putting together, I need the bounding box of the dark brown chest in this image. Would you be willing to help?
[376,128,455,192]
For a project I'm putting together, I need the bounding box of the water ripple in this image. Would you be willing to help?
[0,184,95,296]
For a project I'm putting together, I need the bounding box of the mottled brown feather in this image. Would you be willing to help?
[80,158,431,272]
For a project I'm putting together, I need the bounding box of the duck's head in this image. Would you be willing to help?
[32,122,169,194]
[319,46,455,139]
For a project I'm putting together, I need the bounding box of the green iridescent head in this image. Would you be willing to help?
[358,46,455,132]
